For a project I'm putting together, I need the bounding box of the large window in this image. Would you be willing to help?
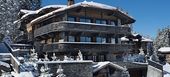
[80,17,91,23]
[111,38,116,44]
[96,19,107,24]
[68,36,75,42]
[96,37,106,43]
[68,16,76,21]
[80,36,91,42]
[110,21,116,26]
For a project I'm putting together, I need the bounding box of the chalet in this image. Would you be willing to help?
[3,0,155,77]
[18,0,135,62]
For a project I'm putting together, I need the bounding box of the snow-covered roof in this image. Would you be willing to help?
[30,1,133,24]
[121,37,129,41]
[20,9,35,14]
[142,37,153,42]
[158,47,170,53]
[36,5,67,13]
[121,33,153,42]
[121,36,153,42]
[93,61,125,73]
[20,5,66,20]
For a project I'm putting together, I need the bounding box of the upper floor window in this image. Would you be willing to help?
[68,16,76,21]
[111,38,116,44]
[117,19,121,26]
[80,36,91,42]
[80,17,91,23]
[115,38,121,44]
[110,21,116,26]
[96,37,106,43]
[96,19,107,24]
[68,36,75,42]
[101,20,107,24]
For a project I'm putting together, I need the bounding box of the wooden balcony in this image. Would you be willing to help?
[41,42,134,53]
[34,21,131,38]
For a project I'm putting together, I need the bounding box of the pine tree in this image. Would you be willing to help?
[0,0,41,41]
[154,26,170,50]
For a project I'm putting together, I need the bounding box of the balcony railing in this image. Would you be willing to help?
[41,42,134,53]
[34,21,131,38]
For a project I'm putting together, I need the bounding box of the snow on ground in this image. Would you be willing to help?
[11,71,34,77]
[163,63,170,77]
[0,61,10,68]
[164,74,170,77]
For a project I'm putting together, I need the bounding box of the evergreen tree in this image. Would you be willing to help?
[0,0,41,41]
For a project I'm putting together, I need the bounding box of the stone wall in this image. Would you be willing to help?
[37,61,93,77]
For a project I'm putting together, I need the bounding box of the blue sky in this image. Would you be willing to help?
[42,0,170,38]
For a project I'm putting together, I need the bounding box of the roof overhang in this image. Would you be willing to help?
[30,1,135,25]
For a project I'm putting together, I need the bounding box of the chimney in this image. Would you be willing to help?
[68,0,75,6]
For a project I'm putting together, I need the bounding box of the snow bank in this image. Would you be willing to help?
[0,61,10,68]
[164,74,170,77]
[18,72,34,77]
[163,63,170,77]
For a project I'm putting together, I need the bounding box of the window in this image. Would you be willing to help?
[47,38,52,44]
[101,20,107,24]
[111,38,115,44]
[110,21,116,26]
[80,17,91,23]
[96,19,101,24]
[118,38,121,44]
[68,16,76,21]
[93,56,97,62]
[80,36,91,42]
[96,37,106,43]
[117,19,121,26]
[96,19,107,24]
[99,55,105,61]
[68,36,75,42]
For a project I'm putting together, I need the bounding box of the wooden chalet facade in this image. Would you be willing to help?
[18,0,136,62]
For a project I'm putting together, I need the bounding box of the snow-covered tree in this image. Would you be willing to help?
[154,27,170,50]
[0,0,41,41]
